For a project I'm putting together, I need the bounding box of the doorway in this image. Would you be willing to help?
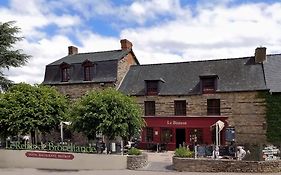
[176,128,186,148]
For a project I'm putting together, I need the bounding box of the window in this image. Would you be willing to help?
[61,67,69,82]
[201,77,217,93]
[189,128,203,144]
[161,128,173,143]
[144,101,155,116]
[84,66,92,81]
[146,81,158,95]
[146,127,154,142]
[207,99,220,115]
[174,100,186,116]
[82,60,93,81]
[60,62,70,82]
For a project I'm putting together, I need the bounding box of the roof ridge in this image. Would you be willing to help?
[133,56,254,67]
[73,49,123,55]
[267,53,281,56]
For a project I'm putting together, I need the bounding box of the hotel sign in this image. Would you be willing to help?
[167,120,187,125]
[6,142,95,154]
[25,151,74,160]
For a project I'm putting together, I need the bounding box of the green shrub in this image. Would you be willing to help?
[174,147,193,158]
[128,147,141,155]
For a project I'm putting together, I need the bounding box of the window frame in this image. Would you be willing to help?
[146,81,159,95]
[174,100,187,116]
[84,65,92,81]
[60,63,70,82]
[146,127,154,142]
[82,60,93,81]
[201,76,217,94]
[207,99,220,116]
[144,101,155,116]
[160,128,173,143]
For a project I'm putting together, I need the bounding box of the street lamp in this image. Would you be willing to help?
[60,121,71,143]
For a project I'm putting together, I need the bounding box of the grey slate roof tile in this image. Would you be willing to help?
[48,49,130,66]
[119,57,268,95]
[263,54,281,93]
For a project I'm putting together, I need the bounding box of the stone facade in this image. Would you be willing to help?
[136,91,267,144]
[173,157,281,173]
[54,82,114,99]
[116,53,137,88]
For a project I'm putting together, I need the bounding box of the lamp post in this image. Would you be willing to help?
[60,121,71,143]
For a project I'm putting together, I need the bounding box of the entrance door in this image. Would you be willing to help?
[176,128,186,148]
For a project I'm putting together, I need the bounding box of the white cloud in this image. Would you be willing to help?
[5,35,73,84]
[0,0,80,39]
[121,2,281,63]
[2,0,281,84]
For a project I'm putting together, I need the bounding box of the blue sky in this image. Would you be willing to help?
[1,0,281,84]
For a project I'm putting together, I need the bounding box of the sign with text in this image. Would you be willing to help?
[25,151,74,160]
[6,142,95,154]
[262,146,280,161]
[167,120,187,125]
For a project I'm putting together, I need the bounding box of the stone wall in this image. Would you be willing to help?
[54,82,114,99]
[116,53,137,88]
[127,153,148,170]
[136,91,267,144]
[173,157,281,173]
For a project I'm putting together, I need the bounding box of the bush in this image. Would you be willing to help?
[174,147,193,158]
[128,147,141,155]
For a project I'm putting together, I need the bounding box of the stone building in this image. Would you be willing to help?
[43,39,139,99]
[119,47,281,150]
[43,41,281,150]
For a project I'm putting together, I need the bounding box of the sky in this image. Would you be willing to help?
[1,0,281,84]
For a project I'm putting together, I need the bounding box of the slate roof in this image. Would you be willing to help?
[119,56,268,95]
[43,49,138,85]
[48,49,132,66]
[263,54,281,93]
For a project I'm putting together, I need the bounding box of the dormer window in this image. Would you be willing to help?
[146,80,158,95]
[82,60,93,81]
[200,75,218,94]
[60,62,70,82]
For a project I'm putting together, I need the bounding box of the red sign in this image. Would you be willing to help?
[25,152,74,160]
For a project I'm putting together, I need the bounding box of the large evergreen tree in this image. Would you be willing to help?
[0,21,30,91]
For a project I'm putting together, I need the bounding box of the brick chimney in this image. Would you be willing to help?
[255,47,266,63]
[120,39,133,50]
[68,46,78,55]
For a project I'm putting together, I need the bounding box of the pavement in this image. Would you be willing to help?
[138,151,174,172]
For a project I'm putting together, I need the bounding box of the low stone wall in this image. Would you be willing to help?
[0,150,127,170]
[127,153,148,170]
[173,157,281,173]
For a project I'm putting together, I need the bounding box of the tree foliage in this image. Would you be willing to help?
[0,21,30,91]
[0,83,68,138]
[70,88,145,140]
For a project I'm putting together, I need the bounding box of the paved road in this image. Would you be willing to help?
[1,168,281,175]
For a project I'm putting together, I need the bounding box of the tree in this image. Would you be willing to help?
[70,88,145,141]
[0,83,68,141]
[0,21,30,91]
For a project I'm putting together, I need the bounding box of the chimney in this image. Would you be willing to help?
[68,46,78,55]
[255,47,266,63]
[120,39,133,50]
